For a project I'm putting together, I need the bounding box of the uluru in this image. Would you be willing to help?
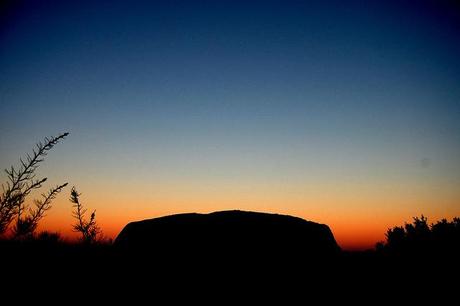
[114,210,340,258]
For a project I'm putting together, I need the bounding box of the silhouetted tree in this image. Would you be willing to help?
[0,133,69,236]
[405,215,429,239]
[385,226,406,251]
[378,215,460,255]
[70,187,101,244]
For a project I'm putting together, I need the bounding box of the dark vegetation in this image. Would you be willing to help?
[0,133,69,237]
[70,187,102,244]
[0,134,459,291]
[0,134,108,263]
[377,215,460,256]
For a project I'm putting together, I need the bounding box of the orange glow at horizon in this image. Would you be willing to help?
[34,178,460,250]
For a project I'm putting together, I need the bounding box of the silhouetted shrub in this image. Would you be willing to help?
[0,133,69,237]
[378,215,460,255]
[13,184,68,238]
[70,187,102,244]
[35,231,62,244]
[385,226,406,251]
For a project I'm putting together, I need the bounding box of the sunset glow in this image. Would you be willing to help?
[1,1,460,250]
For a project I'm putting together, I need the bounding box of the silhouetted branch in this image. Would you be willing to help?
[70,187,101,244]
[0,132,69,235]
[13,183,68,238]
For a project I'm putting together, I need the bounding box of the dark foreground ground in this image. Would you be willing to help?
[1,213,458,300]
[1,213,459,300]
[0,238,458,300]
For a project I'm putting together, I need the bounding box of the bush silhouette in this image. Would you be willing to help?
[385,225,406,251]
[13,183,68,238]
[34,231,62,244]
[378,215,460,255]
[70,187,102,244]
[0,133,69,237]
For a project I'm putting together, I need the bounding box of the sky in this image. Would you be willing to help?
[1,0,460,249]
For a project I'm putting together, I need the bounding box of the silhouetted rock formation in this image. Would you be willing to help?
[114,210,340,259]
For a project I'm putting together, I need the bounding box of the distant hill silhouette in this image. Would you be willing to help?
[114,210,340,259]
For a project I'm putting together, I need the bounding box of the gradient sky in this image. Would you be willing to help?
[1,0,460,249]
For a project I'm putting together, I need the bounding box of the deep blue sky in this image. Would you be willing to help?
[1,0,460,247]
